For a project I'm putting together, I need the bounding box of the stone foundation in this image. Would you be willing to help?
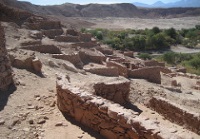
[55,35,80,42]
[128,67,171,84]
[84,67,119,77]
[106,61,128,77]
[93,79,130,105]
[0,23,13,90]
[52,53,83,69]
[149,97,200,135]
[56,75,182,139]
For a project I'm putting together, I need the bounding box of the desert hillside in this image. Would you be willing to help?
[1,0,200,18]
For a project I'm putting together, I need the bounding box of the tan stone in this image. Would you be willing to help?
[32,57,42,73]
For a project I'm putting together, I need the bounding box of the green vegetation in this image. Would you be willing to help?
[138,53,152,60]
[158,52,200,75]
[81,25,200,51]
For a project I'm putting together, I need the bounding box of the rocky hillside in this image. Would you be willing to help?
[1,0,200,18]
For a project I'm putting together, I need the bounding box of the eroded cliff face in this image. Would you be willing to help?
[0,23,13,90]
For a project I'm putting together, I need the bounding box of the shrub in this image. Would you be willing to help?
[138,53,152,60]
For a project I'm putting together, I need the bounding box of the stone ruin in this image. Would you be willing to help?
[56,74,184,139]
[0,23,13,90]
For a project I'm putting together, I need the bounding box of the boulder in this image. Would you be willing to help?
[9,51,42,73]
[32,57,42,73]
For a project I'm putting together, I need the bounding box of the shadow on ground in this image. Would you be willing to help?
[124,102,143,115]
[62,112,106,139]
[0,85,16,111]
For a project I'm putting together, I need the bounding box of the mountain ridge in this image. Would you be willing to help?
[134,0,200,8]
[0,0,200,18]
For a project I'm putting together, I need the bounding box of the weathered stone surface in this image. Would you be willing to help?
[71,42,97,49]
[9,51,42,73]
[0,23,13,90]
[56,74,181,139]
[93,78,130,105]
[149,97,200,135]
[84,66,119,77]
[52,53,83,69]
[32,57,42,73]
[21,44,61,54]
[143,60,165,67]
[96,46,113,55]
[23,16,61,30]
[66,29,79,36]
[29,30,43,39]
[79,49,105,64]
[128,66,171,84]
[42,29,63,39]
[55,35,80,42]
[79,33,92,42]
[124,51,134,58]
[106,61,128,77]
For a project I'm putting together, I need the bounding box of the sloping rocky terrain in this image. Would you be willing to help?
[0,2,200,139]
[1,0,200,18]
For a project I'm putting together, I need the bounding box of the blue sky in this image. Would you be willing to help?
[18,0,181,5]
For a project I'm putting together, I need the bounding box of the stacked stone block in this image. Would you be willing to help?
[0,23,13,90]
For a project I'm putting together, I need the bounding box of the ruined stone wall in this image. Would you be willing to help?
[0,23,13,90]
[128,66,171,84]
[56,75,177,139]
[149,97,200,135]
[143,60,165,67]
[84,67,119,77]
[55,35,80,42]
[93,79,130,105]
[52,53,83,69]
[106,61,128,77]
[42,29,63,39]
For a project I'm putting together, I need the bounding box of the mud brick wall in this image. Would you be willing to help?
[128,66,171,84]
[93,79,130,105]
[56,75,179,139]
[149,97,200,135]
[0,23,13,90]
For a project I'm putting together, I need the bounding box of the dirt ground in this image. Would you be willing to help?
[72,16,200,30]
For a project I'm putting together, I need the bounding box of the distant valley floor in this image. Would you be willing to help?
[60,16,200,30]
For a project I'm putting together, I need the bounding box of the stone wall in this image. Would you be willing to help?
[56,75,181,139]
[149,97,200,135]
[84,67,119,77]
[143,60,165,67]
[21,44,61,54]
[0,23,13,90]
[42,29,63,39]
[128,66,171,84]
[55,35,80,42]
[52,53,83,69]
[93,79,130,105]
[79,50,105,64]
[106,61,128,77]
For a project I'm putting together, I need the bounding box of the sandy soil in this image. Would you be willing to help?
[79,16,200,30]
